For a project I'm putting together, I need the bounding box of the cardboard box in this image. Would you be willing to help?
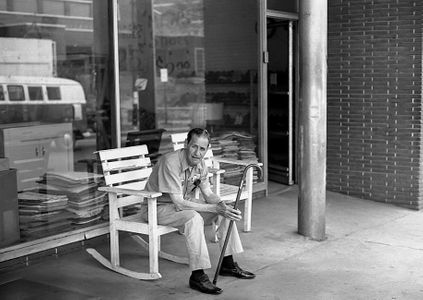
[0,157,9,171]
[0,168,20,247]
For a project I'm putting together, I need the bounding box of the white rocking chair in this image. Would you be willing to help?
[86,145,188,280]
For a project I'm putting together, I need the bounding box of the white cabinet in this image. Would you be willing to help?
[0,123,74,191]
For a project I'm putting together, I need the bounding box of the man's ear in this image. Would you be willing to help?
[184,139,188,148]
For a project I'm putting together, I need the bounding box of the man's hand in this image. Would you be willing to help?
[216,201,242,221]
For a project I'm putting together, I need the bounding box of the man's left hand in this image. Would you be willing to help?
[216,201,242,221]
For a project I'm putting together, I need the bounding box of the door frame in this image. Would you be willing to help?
[259,3,299,187]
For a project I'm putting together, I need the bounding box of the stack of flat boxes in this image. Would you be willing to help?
[0,157,20,247]
[327,1,423,209]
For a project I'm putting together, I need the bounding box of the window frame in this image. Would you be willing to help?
[0,85,5,101]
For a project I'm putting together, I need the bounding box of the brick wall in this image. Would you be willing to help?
[327,0,423,209]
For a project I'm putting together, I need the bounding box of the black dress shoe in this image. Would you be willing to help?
[219,262,256,279]
[189,273,223,295]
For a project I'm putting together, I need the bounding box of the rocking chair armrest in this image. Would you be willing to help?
[208,168,225,175]
[98,186,162,198]
[212,156,264,167]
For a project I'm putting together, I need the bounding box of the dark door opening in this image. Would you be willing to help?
[267,19,295,185]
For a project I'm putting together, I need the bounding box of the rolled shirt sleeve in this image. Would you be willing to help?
[145,152,183,204]
[155,156,183,194]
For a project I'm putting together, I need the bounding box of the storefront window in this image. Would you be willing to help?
[0,0,111,247]
[0,0,264,254]
[118,0,262,185]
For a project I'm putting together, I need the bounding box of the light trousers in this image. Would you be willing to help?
[140,204,244,271]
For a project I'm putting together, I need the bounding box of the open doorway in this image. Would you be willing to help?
[267,18,296,185]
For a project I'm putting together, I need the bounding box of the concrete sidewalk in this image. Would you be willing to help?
[1,183,423,299]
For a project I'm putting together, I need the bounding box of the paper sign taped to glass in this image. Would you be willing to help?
[134,78,148,91]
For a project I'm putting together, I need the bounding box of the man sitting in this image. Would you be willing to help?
[141,128,255,295]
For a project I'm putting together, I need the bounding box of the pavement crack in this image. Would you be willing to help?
[364,240,423,251]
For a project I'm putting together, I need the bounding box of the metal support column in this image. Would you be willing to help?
[112,0,121,148]
[298,0,327,240]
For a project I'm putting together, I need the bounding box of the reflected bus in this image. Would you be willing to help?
[0,75,90,144]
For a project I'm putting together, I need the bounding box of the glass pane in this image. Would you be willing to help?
[28,86,43,100]
[13,0,37,12]
[267,0,297,13]
[68,3,91,18]
[117,0,163,158]
[42,0,65,15]
[0,0,7,10]
[0,0,112,246]
[117,0,262,185]
[47,86,61,100]
[203,0,261,184]
[8,85,25,101]
[153,0,205,139]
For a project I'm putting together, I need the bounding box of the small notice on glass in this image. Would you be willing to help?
[135,78,148,91]
[270,73,277,85]
[160,68,168,82]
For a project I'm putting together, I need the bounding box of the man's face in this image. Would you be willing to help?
[185,134,209,166]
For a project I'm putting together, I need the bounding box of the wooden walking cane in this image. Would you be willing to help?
[213,163,263,285]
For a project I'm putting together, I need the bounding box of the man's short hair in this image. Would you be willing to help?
[187,128,211,145]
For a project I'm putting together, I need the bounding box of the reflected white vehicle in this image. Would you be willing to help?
[0,75,89,143]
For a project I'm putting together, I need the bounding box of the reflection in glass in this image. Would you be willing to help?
[0,0,111,245]
[47,86,61,100]
[117,0,261,185]
[8,85,25,101]
[28,86,43,100]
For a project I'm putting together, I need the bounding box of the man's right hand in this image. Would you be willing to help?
[216,201,242,221]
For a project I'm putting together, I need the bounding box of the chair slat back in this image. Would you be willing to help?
[203,149,214,168]
[102,157,151,173]
[119,181,148,190]
[104,168,152,186]
[97,145,152,188]
[98,144,148,161]
[170,132,186,150]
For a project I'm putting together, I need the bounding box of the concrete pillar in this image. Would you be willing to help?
[298,0,327,240]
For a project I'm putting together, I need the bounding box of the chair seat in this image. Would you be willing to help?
[117,213,180,236]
